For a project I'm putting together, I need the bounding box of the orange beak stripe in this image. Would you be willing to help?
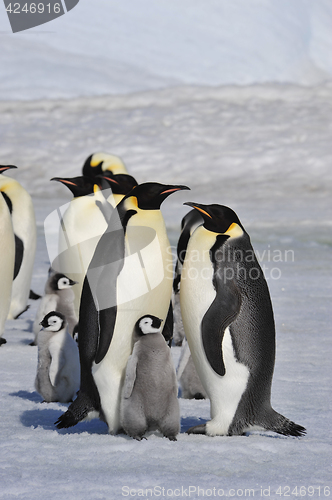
[101,176,119,184]
[160,188,182,195]
[193,206,212,219]
[58,180,78,186]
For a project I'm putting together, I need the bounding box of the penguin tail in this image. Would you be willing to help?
[55,391,98,429]
[262,410,306,437]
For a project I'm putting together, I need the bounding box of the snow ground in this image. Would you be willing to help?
[0,84,331,499]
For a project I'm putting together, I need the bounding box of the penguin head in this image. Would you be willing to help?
[50,273,78,291]
[0,165,17,175]
[82,153,127,178]
[51,176,101,198]
[184,202,245,237]
[124,183,190,210]
[135,315,163,336]
[96,172,138,196]
[40,311,66,332]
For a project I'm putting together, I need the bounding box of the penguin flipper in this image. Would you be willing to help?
[94,305,117,364]
[162,301,173,346]
[201,282,241,376]
[13,234,24,280]
[29,290,41,300]
[122,353,138,399]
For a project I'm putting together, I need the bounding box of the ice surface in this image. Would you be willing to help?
[1,0,332,100]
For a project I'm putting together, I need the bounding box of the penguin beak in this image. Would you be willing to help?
[69,279,79,286]
[184,202,213,219]
[0,165,17,173]
[160,185,190,195]
[51,177,78,187]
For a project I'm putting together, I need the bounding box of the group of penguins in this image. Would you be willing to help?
[0,154,306,441]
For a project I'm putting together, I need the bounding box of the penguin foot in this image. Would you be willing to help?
[29,290,41,300]
[133,435,147,441]
[193,393,206,400]
[0,338,7,346]
[29,341,37,346]
[166,436,177,441]
[186,424,207,435]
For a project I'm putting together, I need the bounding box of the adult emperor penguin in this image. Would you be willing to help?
[0,165,37,319]
[32,270,78,345]
[120,315,180,440]
[55,182,189,433]
[173,208,204,346]
[180,202,306,437]
[82,152,128,178]
[0,189,15,345]
[96,172,138,207]
[51,175,113,316]
[35,312,80,403]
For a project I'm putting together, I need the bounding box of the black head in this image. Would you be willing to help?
[96,172,138,195]
[184,202,244,234]
[51,176,101,197]
[50,273,78,291]
[135,315,163,336]
[0,165,17,175]
[125,182,190,210]
[82,154,103,178]
[40,311,66,332]
[82,153,126,178]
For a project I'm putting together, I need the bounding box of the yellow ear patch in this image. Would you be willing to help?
[224,223,243,239]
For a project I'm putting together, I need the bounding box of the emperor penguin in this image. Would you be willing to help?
[0,165,37,319]
[32,270,78,345]
[51,174,138,315]
[0,189,15,345]
[120,315,180,441]
[82,152,128,178]
[173,209,203,346]
[96,172,138,207]
[51,175,110,316]
[35,311,80,403]
[180,202,306,437]
[177,339,208,400]
[55,182,189,434]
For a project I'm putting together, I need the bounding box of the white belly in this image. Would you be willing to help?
[180,226,249,435]
[92,210,173,433]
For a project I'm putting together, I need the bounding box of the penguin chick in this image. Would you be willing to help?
[32,271,78,345]
[120,315,180,441]
[35,311,80,403]
[177,339,208,400]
